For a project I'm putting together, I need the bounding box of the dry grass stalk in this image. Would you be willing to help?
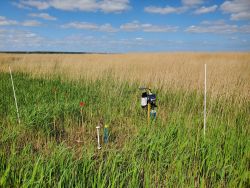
[0,53,249,99]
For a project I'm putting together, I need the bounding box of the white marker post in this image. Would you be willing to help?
[204,64,207,136]
[96,125,101,150]
[9,66,21,125]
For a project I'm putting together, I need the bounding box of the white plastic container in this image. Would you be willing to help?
[141,97,147,107]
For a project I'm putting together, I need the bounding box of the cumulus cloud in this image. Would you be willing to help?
[29,13,57,20]
[241,25,250,33]
[0,30,165,52]
[21,20,42,26]
[135,37,143,40]
[120,21,140,31]
[19,0,50,9]
[62,21,178,33]
[120,21,178,32]
[0,16,18,26]
[62,22,118,32]
[145,0,207,15]
[99,0,130,13]
[194,5,217,14]
[63,22,98,30]
[144,6,186,14]
[230,12,250,21]
[0,16,41,27]
[221,0,250,20]
[0,29,249,52]
[98,23,118,32]
[185,20,250,34]
[182,0,203,6]
[17,0,130,13]
[0,29,44,49]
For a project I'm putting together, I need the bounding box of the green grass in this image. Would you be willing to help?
[0,72,249,187]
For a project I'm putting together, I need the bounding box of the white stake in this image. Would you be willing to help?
[96,125,101,150]
[9,66,21,125]
[204,64,206,136]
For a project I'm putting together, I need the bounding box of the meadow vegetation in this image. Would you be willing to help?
[0,53,249,187]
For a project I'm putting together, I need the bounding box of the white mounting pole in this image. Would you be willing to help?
[204,64,206,136]
[9,66,21,125]
[96,125,101,150]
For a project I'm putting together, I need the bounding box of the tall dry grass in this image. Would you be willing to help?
[0,53,249,99]
[1,53,249,187]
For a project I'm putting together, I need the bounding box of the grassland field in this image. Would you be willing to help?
[0,53,249,187]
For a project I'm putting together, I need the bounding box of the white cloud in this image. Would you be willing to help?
[36,34,159,52]
[144,6,185,14]
[194,5,217,14]
[62,21,178,33]
[135,37,143,40]
[221,0,250,20]
[145,0,206,15]
[185,20,250,34]
[58,35,162,52]
[182,0,203,6]
[230,12,250,21]
[241,25,250,33]
[0,29,44,48]
[200,20,225,25]
[17,0,130,13]
[0,16,42,27]
[62,22,118,32]
[29,13,57,20]
[120,21,140,31]
[0,16,18,26]
[186,24,237,34]
[99,23,118,32]
[19,0,50,9]
[99,0,130,13]
[142,24,178,32]
[62,22,98,29]
[221,0,249,13]
[0,29,249,52]
[120,21,178,32]
[21,20,42,26]
[12,2,31,9]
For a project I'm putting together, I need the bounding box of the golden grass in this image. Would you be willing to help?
[0,52,249,99]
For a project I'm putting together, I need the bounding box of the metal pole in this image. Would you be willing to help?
[9,66,20,125]
[204,64,206,136]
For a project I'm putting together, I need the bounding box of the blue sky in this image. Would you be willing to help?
[0,0,249,52]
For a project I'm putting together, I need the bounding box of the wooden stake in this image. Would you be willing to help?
[148,103,151,124]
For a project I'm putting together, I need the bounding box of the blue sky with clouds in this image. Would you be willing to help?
[0,0,249,52]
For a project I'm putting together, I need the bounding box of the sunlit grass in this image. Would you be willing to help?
[0,70,249,187]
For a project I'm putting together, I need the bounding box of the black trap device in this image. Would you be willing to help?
[139,87,157,120]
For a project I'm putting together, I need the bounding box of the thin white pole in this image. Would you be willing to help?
[96,125,101,150]
[204,64,206,136]
[9,66,21,125]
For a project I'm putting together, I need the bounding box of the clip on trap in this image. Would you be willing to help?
[139,87,157,123]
